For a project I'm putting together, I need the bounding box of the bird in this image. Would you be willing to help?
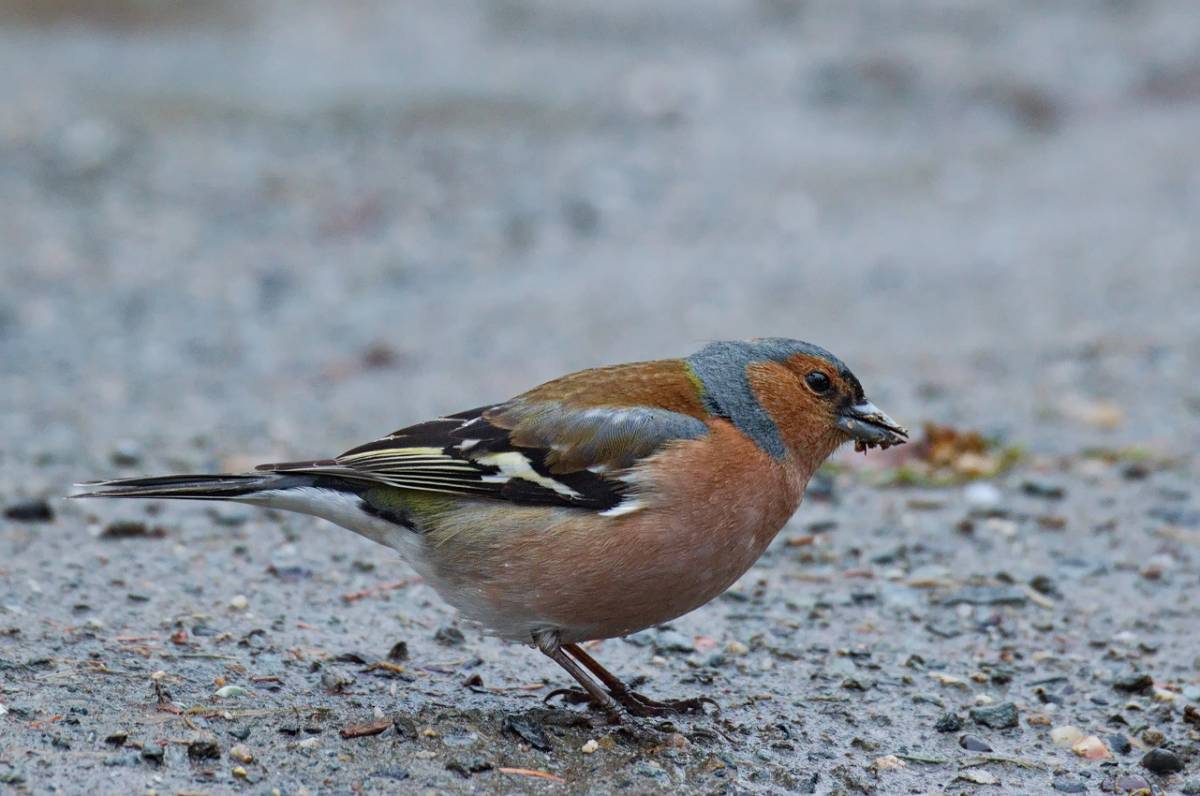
[75,338,907,720]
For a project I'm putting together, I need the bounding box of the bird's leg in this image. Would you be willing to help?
[562,642,717,717]
[536,632,623,723]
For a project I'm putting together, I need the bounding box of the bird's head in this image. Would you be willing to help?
[687,338,908,471]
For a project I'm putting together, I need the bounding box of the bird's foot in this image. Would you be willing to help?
[543,687,595,707]
[611,690,718,718]
[544,686,716,720]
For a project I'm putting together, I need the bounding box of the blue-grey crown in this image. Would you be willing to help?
[685,338,857,459]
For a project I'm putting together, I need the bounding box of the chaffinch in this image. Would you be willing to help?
[77,338,907,720]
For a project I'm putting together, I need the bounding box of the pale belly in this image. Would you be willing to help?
[409,488,798,644]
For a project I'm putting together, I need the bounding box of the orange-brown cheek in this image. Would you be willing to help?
[746,362,841,467]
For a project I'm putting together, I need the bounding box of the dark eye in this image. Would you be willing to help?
[805,371,832,395]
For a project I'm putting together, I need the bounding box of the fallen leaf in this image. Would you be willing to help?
[339,718,393,739]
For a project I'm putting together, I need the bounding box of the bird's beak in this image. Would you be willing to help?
[837,400,909,451]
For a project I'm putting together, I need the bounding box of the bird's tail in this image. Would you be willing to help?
[72,473,304,501]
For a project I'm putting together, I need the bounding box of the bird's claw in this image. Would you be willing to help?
[544,685,718,720]
[612,690,718,718]
[543,687,596,706]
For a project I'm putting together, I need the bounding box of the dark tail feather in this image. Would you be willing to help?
[72,473,297,501]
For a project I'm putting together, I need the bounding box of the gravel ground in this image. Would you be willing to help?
[3,2,1200,794]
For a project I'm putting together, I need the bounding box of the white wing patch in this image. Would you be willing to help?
[475,451,583,499]
[598,496,644,517]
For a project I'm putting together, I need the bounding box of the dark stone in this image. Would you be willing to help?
[187,738,221,760]
[1113,672,1154,693]
[100,520,165,539]
[110,441,142,466]
[104,731,128,745]
[502,713,553,751]
[320,667,355,692]
[1114,774,1151,791]
[3,499,54,522]
[1029,574,1059,595]
[1051,777,1088,793]
[959,734,992,752]
[434,626,465,646]
[103,752,140,767]
[1142,748,1184,774]
[1022,480,1066,499]
[141,743,164,763]
[653,628,695,653]
[1106,733,1131,755]
[934,712,963,732]
[392,715,418,741]
[970,702,1019,730]
[445,755,493,778]
[387,641,409,661]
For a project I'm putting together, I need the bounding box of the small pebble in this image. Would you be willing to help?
[228,744,253,763]
[445,755,492,778]
[1106,733,1131,754]
[1022,480,1066,499]
[1113,672,1153,693]
[725,640,750,656]
[1051,725,1084,747]
[187,738,221,760]
[214,685,247,699]
[1142,728,1165,747]
[1072,735,1110,760]
[1051,777,1087,793]
[501,713,552,751]
[959,734,992,752]
[3,499,55,522]
[654,629,694,653]
[321,668,355,692]
[581,739,599,754]
[934,712,963,733]
[970,701,1019,730]
[1141,748,1184,774]
[229,595,249,611]
[110,440,142,466]
[1029,574,1058,596]
[1113,774,1151,792]
[963,482,1002,509]
[872,754,906,770]
[206,505,249,526]
[434,626,465,646]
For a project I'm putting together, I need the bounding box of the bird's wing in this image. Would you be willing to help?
[261,360,712,511]
[261,402,708,512]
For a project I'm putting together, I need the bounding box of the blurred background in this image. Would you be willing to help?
[2,2,1200,792]
[3,0,1197,473]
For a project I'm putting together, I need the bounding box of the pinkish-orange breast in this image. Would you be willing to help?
[421,419,806,643]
